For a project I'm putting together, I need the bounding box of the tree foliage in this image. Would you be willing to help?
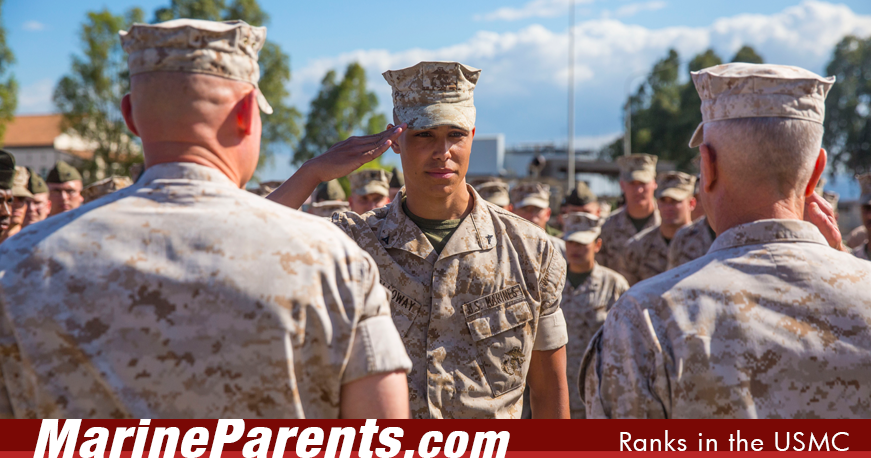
[0,0,18,144]
[153,0,301,169]
[824,35,871,174]
[293,62,387,165]
[53,8,144,182]
[601,46,764,172]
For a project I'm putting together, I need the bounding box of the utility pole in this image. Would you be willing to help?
[567,0,576,192]
[624,99,631,156]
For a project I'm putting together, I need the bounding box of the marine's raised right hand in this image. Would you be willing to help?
[303,124,406,182]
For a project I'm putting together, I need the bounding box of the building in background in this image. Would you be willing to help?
[1,114,94,177]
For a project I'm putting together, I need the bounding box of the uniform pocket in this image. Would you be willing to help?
[462,285,534,397]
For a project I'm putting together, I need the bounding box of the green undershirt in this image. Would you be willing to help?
[629,213,654,233]
[402,201,464,255]
[567,269,592,288]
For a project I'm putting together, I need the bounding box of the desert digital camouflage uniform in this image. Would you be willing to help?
[667,215,715,269]
[81,175,134,203]
[560,212,628,419]
[0,19,411,419]
[308,179,350,217]
[475,180,510,208]
[597,154,660,275]
[852,174,870,261]
[622,172,695,285]
[349,169,391,198]
[583,64,871,418]
[510,182,566,259]
[332,185,567,419]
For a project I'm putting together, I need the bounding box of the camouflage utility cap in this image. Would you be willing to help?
[476,181,509,207]
[309,200,350,217]
[349,169,390,197]
[0,150,14,190]
[389,168,404,188]
[12,166,33,198]
[859,173,871,205]
[656,171,696,201]
[510,182,551,209]
[120,19,273,114]
[383,61,480,131]
[315,179,347,203]
[564,181,597,206]
[82,176,134,203]
[563,212,602,245]
[26,167,48,195]
[689,63,835,148]
[617,154,657,183]
[46,161,82,184]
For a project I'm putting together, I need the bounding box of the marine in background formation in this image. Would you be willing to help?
[5,166,33,241]
[474,180,510,210]
[23,167,51,227]
[348,168,391,214]
[597,154,660,277]
[509,182,566,258]
[268,60,570,419]
[0,152,15,242]
[854,173,871,261]
[560,212,627,419]
[308,179,350,217]
[0,19,411,419]
[561,181,600,218]
[81,176,134,204]
[622,171,696,285]
[582,63,871,419]
[389,167,404,202]
[46,160,84,217]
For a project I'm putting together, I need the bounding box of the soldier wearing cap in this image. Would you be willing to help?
[3,166,34,242]
[854,173,871,261]
[45,160,84,217]
[81,176,134,204]
[598,154,661,277]
[622,172,696,285]
[22,167,51,228]
[0,19,411,419]
[666,213,716,270]
[389,167,404,202]
[308,179,350,217]
[582,63,871,418]
[474,180,510,210]
[0,151,16,241]
[509,182,566,258]
[561,181,599,218]
[348,168,391,214]
[560,212,627,419]
[268,61,570,419]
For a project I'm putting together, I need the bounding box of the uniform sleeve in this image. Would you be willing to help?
[533,240,568,351]
[341,250,412,384]
[666,234,682,270]
[581,295,671,418]
[622,240,641,286]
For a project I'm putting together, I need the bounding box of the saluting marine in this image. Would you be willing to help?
[0,19,411,419]
[597,154,660,277]
[560,212,627,419]
[622,171,696,285]
[582,63,871,418]
[269,61,570,419]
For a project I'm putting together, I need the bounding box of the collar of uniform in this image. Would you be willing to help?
[138,162,238,188]
[569,263,603,294]
[378,184,496,259]
[709,219,828,253]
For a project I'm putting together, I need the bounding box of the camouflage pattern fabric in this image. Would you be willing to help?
[581,219,871,418]
[854,242,869,261]
[561,264,627,419]
[383,62,480,132]
[622,225,673,286]
[667,216,715,270]
[0,162,410,418]
[332,185,568,419]
[597,207,660,278]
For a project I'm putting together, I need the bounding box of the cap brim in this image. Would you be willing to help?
[354,183,389,197]
[657,188,693,201]
[515,197,550,209]
[623,170,655,183]
[483,195,509,207]
[12,187,33,198]
[565,230,600,245]
[689,123,704,148]
[394,104,475,131]
[256,88,273,115]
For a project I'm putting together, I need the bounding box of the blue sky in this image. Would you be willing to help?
[5,0,871,189]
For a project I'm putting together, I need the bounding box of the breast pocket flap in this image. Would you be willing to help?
[463,286,533,342]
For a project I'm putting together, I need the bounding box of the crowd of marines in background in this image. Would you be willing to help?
[0,17,870,420]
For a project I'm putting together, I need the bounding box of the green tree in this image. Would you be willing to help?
[0,0,18,144]
[731,45,764,64]
[824,35,871,174]
[53,8,145,182]
[154,0,301,169]
[293,62,387,165]
[602,46,763,172]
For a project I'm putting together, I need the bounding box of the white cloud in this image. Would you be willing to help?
[22,21,46,31]
[475,0,594,22]
[17,78,55,114]
[612,1,667,18]
[289,1,871,146]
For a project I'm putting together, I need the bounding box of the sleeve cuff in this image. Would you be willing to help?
[342,315,412,384]
[533,308,568,351]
